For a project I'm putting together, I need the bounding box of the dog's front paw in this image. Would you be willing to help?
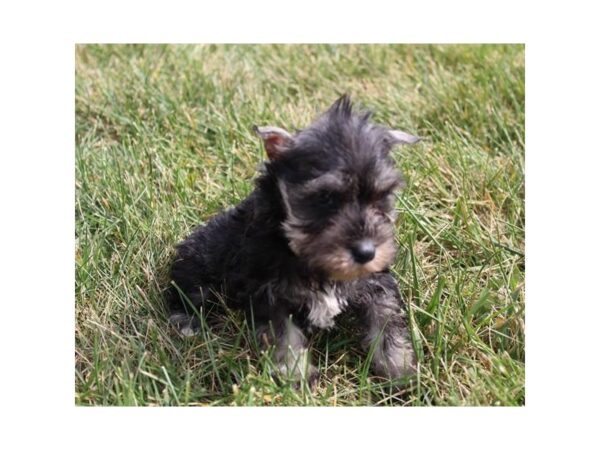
[372,340,417,381]
[273,348,319,388]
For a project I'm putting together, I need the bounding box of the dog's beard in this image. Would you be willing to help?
[316,239,396,280]
[282,222,397,281]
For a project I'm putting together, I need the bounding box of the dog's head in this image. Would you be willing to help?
[255,95,420,280]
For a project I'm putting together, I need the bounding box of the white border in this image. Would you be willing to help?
[2,0,599,448]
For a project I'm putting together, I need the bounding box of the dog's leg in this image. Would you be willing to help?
[166,284,212,337]
[168,311,200,337]
[167,226,219,337]
[353,273,416,380]
[254,313,317,385]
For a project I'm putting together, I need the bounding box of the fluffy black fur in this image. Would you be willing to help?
[167,95,419,383]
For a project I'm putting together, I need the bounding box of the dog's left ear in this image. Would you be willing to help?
[253,126,294,160]
[388,129,421,146]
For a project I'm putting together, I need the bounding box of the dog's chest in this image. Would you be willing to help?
[307,285,347,330]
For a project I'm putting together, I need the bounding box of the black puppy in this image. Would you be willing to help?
[168,95,420,383]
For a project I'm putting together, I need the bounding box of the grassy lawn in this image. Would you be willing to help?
[75,44,524,406]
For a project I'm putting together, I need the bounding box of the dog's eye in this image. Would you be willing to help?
[373,188,394,201]
[375,190,395,210]
[313,191,340,210]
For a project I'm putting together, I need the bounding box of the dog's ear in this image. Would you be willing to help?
[253,126,293,160]
[388,129,421,146]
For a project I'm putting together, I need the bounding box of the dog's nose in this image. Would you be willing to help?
[351,240,376,264]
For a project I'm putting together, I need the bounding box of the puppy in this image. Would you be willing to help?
[167,95,420,384]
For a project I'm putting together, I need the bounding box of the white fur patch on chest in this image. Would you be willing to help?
[307,286,347,330]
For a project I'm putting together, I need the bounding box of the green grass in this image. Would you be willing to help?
[75,44,524,406]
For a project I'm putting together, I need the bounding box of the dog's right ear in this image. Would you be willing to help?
[253,126,293,161]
